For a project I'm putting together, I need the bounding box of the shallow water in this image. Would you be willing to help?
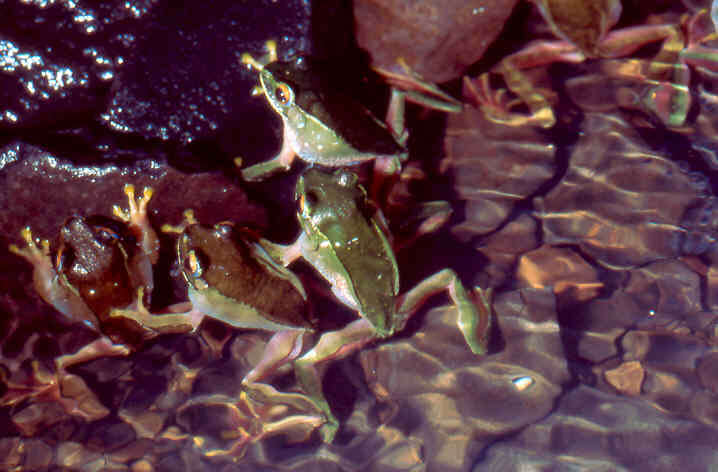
[2,1,718,471]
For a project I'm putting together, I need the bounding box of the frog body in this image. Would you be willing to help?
[294,169,399,336]
[177,221,313,332]
[9,185,164,347]
[55,215,151,343]
[258,58,406,167]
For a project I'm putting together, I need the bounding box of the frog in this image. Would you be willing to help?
[256,168,492,442]
[474,0,689,128]
[111,209,317,389]
[4,185,193,414]
[238,40,461,185]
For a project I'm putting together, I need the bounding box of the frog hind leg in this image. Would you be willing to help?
[395,269,492,356]
[109,288,201,334]
[468,39,585,129]
[242,329,306,385]
[391,200,453,252]
[54,336,130,373]
[113,184,160,265]
[240,126,297,182]
[294,318,378,443]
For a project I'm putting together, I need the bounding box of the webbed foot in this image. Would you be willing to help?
[9,226,51,269]
[112,184,159,263]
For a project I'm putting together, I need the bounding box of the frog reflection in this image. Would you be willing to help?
[475,0,688,128]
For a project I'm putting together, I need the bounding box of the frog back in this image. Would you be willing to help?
[301,197,400,337]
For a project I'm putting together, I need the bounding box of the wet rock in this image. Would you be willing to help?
[354,0,518,83]
[476,213,539,288]
[0,0,154,129]
[443,88,556,239]
[104,0,312,145]
[12,400,67,436]
[641,368,696,415]
[516,245,602,303]
[624,260,702,316]
[690,390,718,428]
[87,417,137,452]
[478,385,718,471]
[1,142,266,242]
[0,437,22,470]
[604,361,644,396]
[57,441,102,469]
[622,331,707,371]
[0,0,317,150]
[697,351,718,394]
[23,438,53,470]
[359,288,568,472]
[535,113,709,269]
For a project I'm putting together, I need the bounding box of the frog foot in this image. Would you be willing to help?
[240,39,278,72]
[464,74,556,129]
[160,208,198,234]
[9,226,52,269]
[112,184,159,262]
[112,184,152,226]
[239,384,326,442]
[2,360,109,422]
[375,57,462,114]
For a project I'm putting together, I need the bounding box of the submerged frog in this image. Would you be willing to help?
[5,185,192,413]
[238,40,461,183]
[113,210,316,387]
[475,0,686,128]
[257,168,492,442]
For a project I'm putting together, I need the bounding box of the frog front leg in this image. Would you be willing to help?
[112,184,160,264]
[376,59,463,141]
[108,287,202,335]
[240,125,298,182]
[112,184,159,296]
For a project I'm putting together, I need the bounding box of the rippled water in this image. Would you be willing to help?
[2,1,718,471]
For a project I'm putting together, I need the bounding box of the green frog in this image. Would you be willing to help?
[259,168,492,442]
[238,40,460,183]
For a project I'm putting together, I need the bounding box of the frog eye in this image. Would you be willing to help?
[300,190,319,213]
[274,82,292,105]
[94,226,120,244]
[336,170,358,188]
[185,249,205,279]
[214,222,234,239]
